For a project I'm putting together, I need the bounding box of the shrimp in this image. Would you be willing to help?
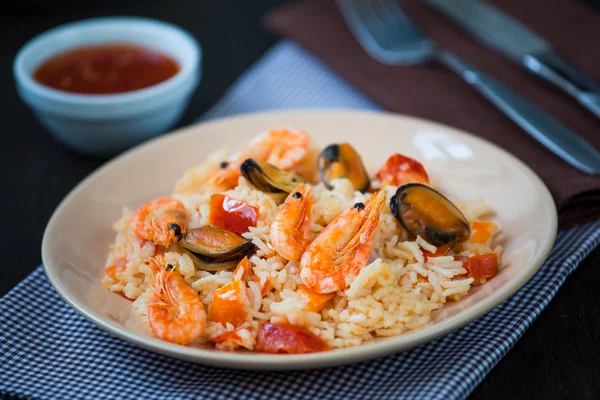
[129,198,189,247]
[252,128,311,170]
[270,183,313,261]
[147,255,206,345]
[210,128,311,189]
[300,190,386,293]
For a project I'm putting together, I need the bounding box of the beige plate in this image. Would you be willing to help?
[42,110,557,370]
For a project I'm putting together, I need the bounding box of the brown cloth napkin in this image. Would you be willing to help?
[265,0,600,227]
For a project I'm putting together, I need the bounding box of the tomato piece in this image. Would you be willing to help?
[209,194,258,235]
[233,256,253,281]
[467,253,499,284]
[256,323,329,354]
[375,153,429,186]
[423,245,450,259]
[469,221,498,244]
[210,280,247,327]
[297,286,335,312]
[105,257,127,280]
[455,254,498,284]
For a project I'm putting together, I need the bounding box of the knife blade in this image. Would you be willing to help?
[426,0,600,119]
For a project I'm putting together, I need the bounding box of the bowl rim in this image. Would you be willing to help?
[13,16,202,106]
[41,109,558,369]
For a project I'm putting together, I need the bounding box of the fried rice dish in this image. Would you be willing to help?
[102,128,502,353]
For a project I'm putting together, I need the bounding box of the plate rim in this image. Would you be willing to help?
[41,109,558,369]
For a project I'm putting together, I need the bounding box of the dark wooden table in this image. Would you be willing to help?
[2,1,599,399]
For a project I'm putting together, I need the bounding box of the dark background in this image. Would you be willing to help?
[2,1,599,399]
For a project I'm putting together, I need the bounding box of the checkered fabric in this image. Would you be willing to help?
[2,42,599,400]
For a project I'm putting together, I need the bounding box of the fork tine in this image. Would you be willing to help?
[339,0,377,40]
[350,0,390,46]
[337,0,433,65]
[348,0,424,46]
[372,0,400,30]
[376,0,425,37]
[360,0,403,47]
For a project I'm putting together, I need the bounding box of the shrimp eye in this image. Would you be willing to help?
[169,223,182,239]
[166,264,174,271]
[220,161,229,169]
[353,202,365,211]
[293,191,302,199]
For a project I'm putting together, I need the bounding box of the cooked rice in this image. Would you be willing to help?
[103,146,501,351]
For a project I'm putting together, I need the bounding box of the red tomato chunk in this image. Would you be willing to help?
[375,153,429,186]
[423,245,450,259]
[209,194,258,235]
[455,253,499,285]
[256,323,329,354]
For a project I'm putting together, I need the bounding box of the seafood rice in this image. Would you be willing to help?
[102,128,502,353]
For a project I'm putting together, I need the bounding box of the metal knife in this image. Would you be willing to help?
[426,0,600,119]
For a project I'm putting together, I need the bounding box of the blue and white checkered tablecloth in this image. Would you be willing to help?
[2,41,600,400]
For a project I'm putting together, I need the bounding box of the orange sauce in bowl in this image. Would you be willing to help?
[33,43,180,94]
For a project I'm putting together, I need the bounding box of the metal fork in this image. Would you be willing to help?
[337,0,600,175]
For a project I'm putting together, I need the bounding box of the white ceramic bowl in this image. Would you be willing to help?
[13,17,201,156]
[42,110,557,370]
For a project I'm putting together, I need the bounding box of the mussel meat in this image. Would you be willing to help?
[240,158,304,195]
[318,143,370,192]
[179,226,255,271]
[390,183,471,247]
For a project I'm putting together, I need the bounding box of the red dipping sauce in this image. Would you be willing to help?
[33,43,180,95]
